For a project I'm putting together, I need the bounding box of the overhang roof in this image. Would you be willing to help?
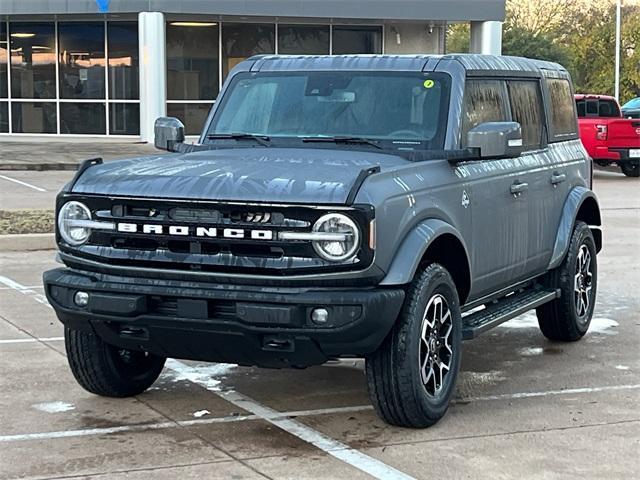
[1,0,506,22]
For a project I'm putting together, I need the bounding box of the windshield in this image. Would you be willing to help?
[206,71,451,150]
[622,98,640,109]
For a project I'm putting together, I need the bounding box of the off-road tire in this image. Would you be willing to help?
[65,327,166,397]
[536,221,597,341]
[365,263,462,428]
[620,161,640,178]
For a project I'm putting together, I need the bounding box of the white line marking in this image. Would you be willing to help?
[0,405,373,444]
[461,384,640,402]
[0,336,63,344]
[0,275,52,309]
[0,174,47,192]
[166,359,415,480]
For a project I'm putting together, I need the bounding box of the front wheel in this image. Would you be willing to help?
[365,263,462,428]
[65,327,166,397]
[620,161,639,177]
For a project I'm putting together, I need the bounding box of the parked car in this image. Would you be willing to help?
[45,54,602,428]
[575,94,640,177]
[621,97,640,119]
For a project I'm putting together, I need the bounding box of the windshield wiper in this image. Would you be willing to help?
[206,132,271,146]
[301,136,383,150]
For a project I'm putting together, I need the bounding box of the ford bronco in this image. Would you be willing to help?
[44,54,602,428]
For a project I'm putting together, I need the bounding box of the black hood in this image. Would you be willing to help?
[71,147,407,204]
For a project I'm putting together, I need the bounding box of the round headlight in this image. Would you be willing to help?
[58,201,92,246]
[312,213,360,262]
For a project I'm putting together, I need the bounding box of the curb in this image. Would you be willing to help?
[0,163,79,171]
[0,233,56,252]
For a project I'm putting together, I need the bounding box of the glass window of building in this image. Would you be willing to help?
[222,23,275,79]
[58,22,106,99]
[332,26,382,54]
[11,102,56,133]
[278,24,329,55]
[60,102,106,134]
[167,103,211,136]
[109,103,139,135]
[0,102,8,133]
[10,22,56,99]
[167,22,219,100]
[1,23,8,99]
[108,22,139,100]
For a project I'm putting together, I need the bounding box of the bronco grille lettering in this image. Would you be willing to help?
[116,222,273,240]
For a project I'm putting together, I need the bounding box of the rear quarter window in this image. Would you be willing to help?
[547,78,578,140]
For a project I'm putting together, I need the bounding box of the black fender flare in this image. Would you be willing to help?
[548,186,602,270]
[379,218,471,287]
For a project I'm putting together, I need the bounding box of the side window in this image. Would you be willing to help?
[506,80,544,150]
[461,79,508,146]
[576,99,586,117]
[547,78,578,139]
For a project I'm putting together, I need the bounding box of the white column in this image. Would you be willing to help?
[138,12,167,143]
[470,21,503,55]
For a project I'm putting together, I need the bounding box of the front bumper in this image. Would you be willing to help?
[43,268,404,368]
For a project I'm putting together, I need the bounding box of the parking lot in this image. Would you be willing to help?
[0,168,638,479]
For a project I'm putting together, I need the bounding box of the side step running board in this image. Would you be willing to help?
[462,288,560,340]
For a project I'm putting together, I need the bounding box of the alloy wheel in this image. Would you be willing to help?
[574,244,594,321]
[419,294,453,396]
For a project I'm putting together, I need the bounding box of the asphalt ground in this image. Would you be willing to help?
[0,169,638,479]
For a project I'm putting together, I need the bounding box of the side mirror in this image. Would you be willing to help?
[466,122,523,159]
[154,117,185,152]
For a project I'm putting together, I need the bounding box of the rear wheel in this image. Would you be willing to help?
[620,161,639,177]
[65,327,166,397]
[536,221,597,341]
[365,263,462,428]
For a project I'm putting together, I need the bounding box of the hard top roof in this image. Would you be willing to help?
[246,54,568,76]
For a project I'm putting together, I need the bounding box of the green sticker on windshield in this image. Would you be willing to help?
[423,79,435,89]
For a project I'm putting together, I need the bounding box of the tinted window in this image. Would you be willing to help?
[576,99,620,118]
[332,26,382,54]
[109,103,139,135]
[210,72,450,149]
[167,103,211,136]
[11,102,56,133]
[507,80,544,150]
[108,22,139,100]
[278,25,329,55]
[547,78,577,138]
[0,102,7,132]
[167,23,219,100]
[0,23,7,98]
[60,102,106,134]
[10,23,56,99]
[222,24,274,79]
[461,79,508,146]
[58,22,106,99]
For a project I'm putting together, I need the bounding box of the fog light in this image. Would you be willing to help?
[74,291,89,307]
[311,308,329,325]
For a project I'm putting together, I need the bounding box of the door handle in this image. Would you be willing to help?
[510,181,529,195]
[550,173,567,185]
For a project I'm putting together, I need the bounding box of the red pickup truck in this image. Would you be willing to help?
[575,94,640,177]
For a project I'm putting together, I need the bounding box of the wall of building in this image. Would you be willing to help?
[383,23,442,55]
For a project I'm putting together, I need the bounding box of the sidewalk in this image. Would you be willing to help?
[0,139,158,170]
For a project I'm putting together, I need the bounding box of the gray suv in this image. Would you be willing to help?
[44,54,602,428]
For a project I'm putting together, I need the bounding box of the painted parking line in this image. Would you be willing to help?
[0,174,47,192]
[0,405,373,444]
[0,275,51,309]
[463,384,640,402]
[165,359,416,480]
[0,336,64,344]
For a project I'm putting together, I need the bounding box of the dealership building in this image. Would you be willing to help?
[0,0,505,141]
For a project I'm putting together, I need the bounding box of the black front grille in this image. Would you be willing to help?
[149,296,237,320]
[58,195,375,276]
